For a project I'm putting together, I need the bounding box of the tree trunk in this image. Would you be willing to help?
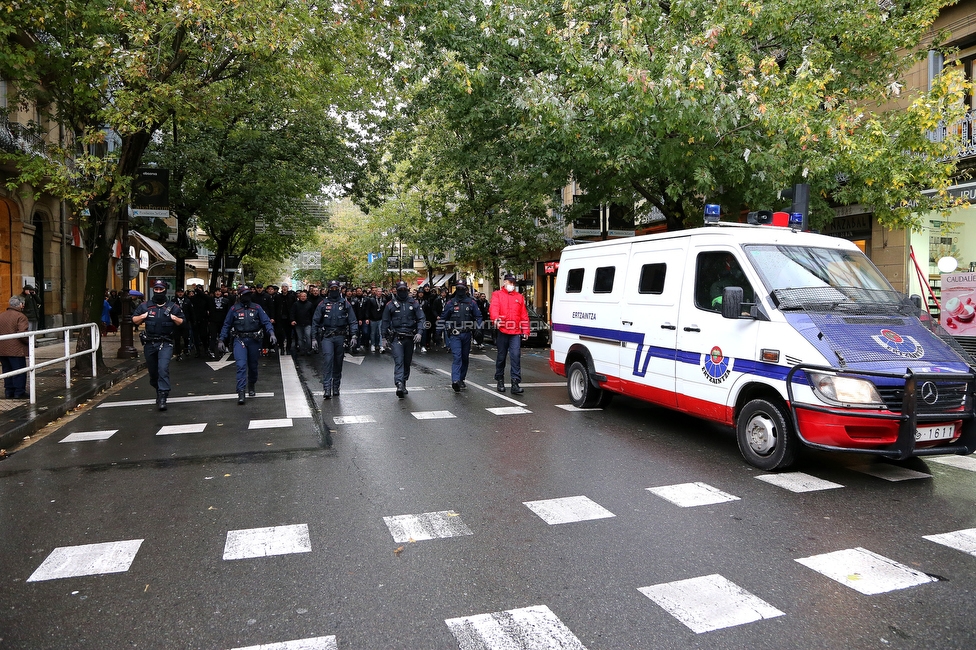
[74,200,119,375]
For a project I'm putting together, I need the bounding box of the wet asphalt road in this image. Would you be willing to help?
[1,344,975,649]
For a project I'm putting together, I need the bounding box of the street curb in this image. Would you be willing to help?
[0,359,146,451]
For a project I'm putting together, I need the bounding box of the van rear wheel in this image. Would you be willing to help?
[567,361,605,408]
[736,399,797,470]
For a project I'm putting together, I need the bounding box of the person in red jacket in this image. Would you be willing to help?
[489,273,530,394]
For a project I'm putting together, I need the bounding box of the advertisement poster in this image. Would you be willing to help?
[941,271,976,335]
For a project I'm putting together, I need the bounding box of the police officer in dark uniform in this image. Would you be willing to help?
[381,281,426,398]
[440,280,483,392]
[217,285,276,405]
[131,280,185,411]
[311,280,358,399]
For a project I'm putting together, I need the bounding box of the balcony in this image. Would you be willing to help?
[929,109,976,160]
[0,113,48,158]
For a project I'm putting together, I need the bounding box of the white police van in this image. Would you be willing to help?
[549,221,976,469]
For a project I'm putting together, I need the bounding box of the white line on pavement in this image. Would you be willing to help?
[278,354,312,418]
[435,369,526,406]
[98,393,275,408]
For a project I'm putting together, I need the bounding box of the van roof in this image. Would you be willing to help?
[561,222,858,255]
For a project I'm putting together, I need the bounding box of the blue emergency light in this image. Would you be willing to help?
[704,204,721,223]
[789,212,803,228]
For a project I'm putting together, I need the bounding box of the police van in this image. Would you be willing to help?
[549,221,976,470]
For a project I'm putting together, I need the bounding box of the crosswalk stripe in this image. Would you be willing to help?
[923,528,976,557]
[383,511,473,542]
[523,495,615,525]
[755,472,844,492]
[446,605,587,650]
[156,423,207,436]
[849,463,931,481]
[278,355,312,418]
[928,455,976,472]
[795,547,937,595]
[647,482,740,507]
[98,392,275,408]
[27,539,144,582]
[59,429,118,443]
[248,418,293,430]
[639,574,784,633]
[412,410,456,420]
[227,636,337,650]
[222,524,311,561]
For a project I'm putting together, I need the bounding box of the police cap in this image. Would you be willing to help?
[395,281,408,290]
[455,280,467,288]
[328,280,341,289]
[503,273,516,282]
[151,280,168,291]
[238,285,253,295]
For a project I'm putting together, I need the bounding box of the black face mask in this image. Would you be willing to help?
[152,292,167,305]
[397,289,409,301]
[455,288,467,299]
[328,289,340,300]
[240,295,251,305]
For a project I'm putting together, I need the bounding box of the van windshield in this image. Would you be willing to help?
[745,245,907,313]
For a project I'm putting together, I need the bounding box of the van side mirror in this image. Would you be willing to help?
[910,294,923,311]
[722,286,744,319]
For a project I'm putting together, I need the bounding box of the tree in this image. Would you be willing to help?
[391,0,970,231]
[0,0,372,370]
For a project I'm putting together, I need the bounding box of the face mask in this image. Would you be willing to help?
[505,284,515,293]
[397,289,409,301]
[152,292,167,304]
[240,295,251,305]
[455,288,467,299]
[328,289,340,300]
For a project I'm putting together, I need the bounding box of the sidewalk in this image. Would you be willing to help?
[0,332,146,452]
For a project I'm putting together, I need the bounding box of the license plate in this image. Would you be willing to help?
[915,425,956,442]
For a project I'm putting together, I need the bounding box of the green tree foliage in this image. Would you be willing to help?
[0,0,377,367]
[391,0,971,231]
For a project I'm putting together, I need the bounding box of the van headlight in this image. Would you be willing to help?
[809,372,884,407]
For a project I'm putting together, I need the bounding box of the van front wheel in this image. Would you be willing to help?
[567,361,605,408]
[736,399,797,470]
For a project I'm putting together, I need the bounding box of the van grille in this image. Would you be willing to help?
[876,381,969,414]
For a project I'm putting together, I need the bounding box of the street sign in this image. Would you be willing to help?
[115,258,139,278]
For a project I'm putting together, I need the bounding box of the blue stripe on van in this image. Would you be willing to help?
[556,322,806,383]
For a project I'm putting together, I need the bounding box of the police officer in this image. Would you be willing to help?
[381,281,426,398]
[441,280,483,392]
[131,280,185,411]
[311,280,358,399]
[217,285,276,405]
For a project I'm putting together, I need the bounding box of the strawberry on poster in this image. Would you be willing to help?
[941,271,976,334]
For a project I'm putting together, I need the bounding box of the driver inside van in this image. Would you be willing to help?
[709,253,749,308]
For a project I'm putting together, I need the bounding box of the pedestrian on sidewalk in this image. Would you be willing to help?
[381,281,425,398]
[311,280,357,399]
[489,274,530,394]
[0,295,30,399]
[217,285,276,405]
[20,285,40,331]
[441,280,482,392]
[131,280,185,411]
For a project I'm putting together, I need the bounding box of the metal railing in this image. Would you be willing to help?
[0,323,101,404]
[0,114,48,158]
[929,109,976,159]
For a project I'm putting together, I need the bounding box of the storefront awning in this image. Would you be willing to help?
[131,231,176,263]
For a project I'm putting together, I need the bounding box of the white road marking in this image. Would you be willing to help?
[436,368,526,406]
[923,528,976,557]
[486,406,532,415]
[492,382,565,388]
[342,353,365,366]
[928,455,976,472]
[278,355,312,419]
[333,415,376,425]
[647,482,741,508]
[850,463,931,481]
[754,472,844,493]
[446,604,587,650]
[98,392,275,408]
[412,410,456,420]
[337,387,427,395]
[795,547,937,595]
[556,404,602,412]
[383,510,473,542]
[227,636,337,650]
[222,524,311,561]
[206,352,235,371]
[468,354,494,362]
[639,573,784,634]
[59,430,118,443]
[27,539,144,582]
[156,423,208,436]
[523,495,616,525]
[249,418,293,430]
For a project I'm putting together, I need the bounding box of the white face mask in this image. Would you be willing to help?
[504,283,515,293]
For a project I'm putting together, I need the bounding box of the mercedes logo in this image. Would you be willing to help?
[920,381,939,405]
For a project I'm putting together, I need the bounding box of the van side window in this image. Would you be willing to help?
[565,268,585,293]
[695,252,754,311]
[638,263,666,294]
[593,266,616,293]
